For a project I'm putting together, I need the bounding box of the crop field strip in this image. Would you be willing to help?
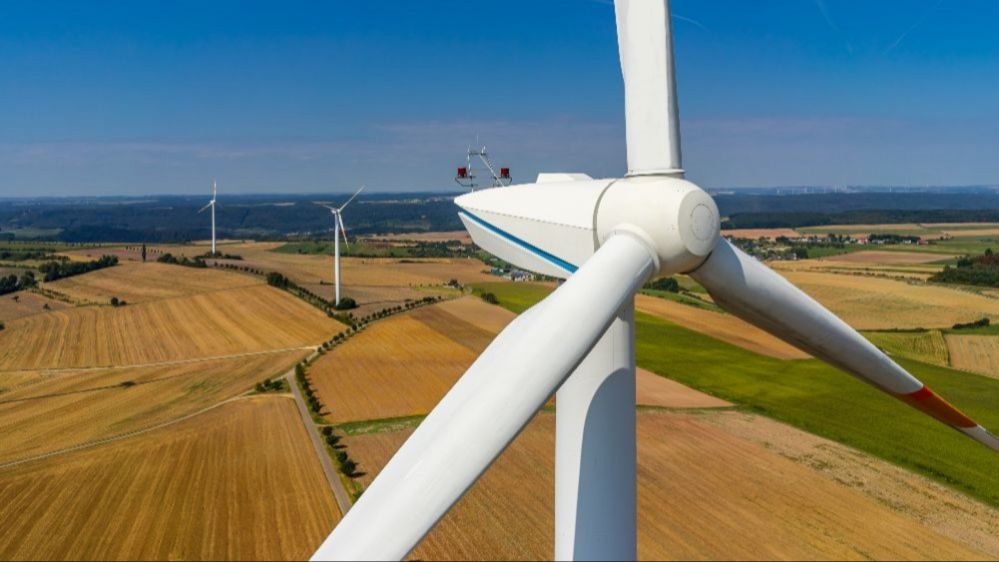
[474,282,999,509]
[865,330,951,367]
[776,270,999,329]
[0,350,307,464]
[344,411,988,560]
[0,284,342,370]
[946,335,999,379]
[44,261,262,304]
[0,396,338,561]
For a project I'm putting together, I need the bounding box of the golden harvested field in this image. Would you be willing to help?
[799,223,924,234]
[217,243,494,288]
[300,283,456,318]
[830,251,949,265]
[310,303,482,423]
[312,297,724,422]
[635,368,732,408]
[44,262,261,304]
[721,228,800,239]
[344,410,989,560]
[865,330,950,367]
[0,291,68,323]
[364,230,473,244]
[0,350,306,464]
[0,396,338,561]
[634,294,808,359]
[770,257,942,281]
[778,270,999,329]
[945,335,999,380]
[0,285,341,370]
[941,228,999,237]
[920,222,999,229]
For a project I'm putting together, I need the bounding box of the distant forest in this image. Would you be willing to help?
[1,190,998,242]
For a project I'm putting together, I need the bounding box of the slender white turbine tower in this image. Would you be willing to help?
[312,1,999,560]
[317,186,364,306]
[197,180,218,256]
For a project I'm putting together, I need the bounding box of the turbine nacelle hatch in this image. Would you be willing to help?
[455,175,720,279]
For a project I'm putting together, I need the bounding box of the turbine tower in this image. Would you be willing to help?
[197,180,218,256]
[317,186,364,307]
[312,1,999,560]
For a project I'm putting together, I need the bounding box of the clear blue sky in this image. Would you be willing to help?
[1,0,997,196]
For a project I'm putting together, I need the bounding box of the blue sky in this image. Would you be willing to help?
[1,0,997,196]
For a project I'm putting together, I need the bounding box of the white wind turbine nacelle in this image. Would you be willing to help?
[312,1,998,560]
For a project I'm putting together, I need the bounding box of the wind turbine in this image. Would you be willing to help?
[317,186,364,307]
[197,180,218,256]
[313,1,999,560]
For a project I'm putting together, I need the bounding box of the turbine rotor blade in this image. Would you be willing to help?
[615,0,682,176]
[337,212,349,249]
[310,232,657,561]
[197,202,212,213]
[690,238,999,452]
[338,185,365,211]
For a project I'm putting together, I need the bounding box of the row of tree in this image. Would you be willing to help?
[38,255,118,282]
[0,271,37,296]
[931,248,998,288]
[157,253,207,268]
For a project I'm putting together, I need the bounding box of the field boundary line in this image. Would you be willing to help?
[0,345,318,376]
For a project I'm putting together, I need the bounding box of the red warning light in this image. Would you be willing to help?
[500,167,510,178]
[457,167,468,178]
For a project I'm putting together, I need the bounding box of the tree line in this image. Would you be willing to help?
[39,255,118,282]
[931,248,999,288]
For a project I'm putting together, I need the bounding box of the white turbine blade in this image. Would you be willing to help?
[690,238,999,453]
[337,212,350,249]
[615,0,682,176]
[337,185,365,211]
[197,202,212,213]
[311,233,656,561]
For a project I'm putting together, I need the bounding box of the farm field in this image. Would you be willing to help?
[827,250,949,264]
[0,284,340,370]
[308,299,490,424]
[0,291,68,323]
[865,330,950,367]
[634,293,808,359]
[946,335,999,379]
[477,282,999,508]
[363,230,473,244]
[721,227,801,239]
[776,270,999,329]
[311,296,723,424]
[0,350,306,464]
[0,396,338,561]
[44,262,261,304]
[344,410,993,560]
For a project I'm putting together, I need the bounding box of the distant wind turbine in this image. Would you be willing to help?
[197,180,218,256]
[317,186,364,307]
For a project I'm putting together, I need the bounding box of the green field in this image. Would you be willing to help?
[864,330,950,366]
[472,281,999,508]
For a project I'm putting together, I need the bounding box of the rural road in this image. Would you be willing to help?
[285,357,354,517]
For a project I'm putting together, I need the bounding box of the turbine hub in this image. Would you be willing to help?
[596,176,720,276]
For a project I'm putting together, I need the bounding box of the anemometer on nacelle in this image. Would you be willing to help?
[454,145,511,190]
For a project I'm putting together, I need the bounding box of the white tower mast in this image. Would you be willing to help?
[198,180,218,255]
[318,186,364,308]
